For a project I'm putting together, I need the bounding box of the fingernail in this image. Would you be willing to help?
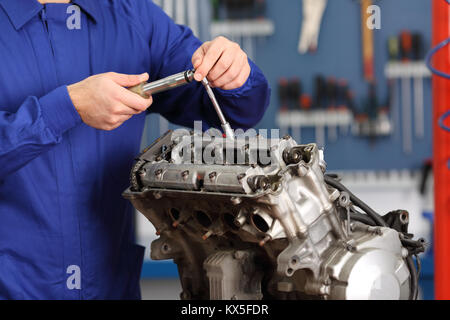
[194,72,203,81]
[193,59,201,68]
[140,73,148,80]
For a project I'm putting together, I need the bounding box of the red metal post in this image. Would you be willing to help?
[432,0,450,300]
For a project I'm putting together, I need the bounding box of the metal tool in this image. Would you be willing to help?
[201,78,235,140]
[298,0,328,54]
[401,76,413,154]
[129,69,195,98]
[361,0,375,82]
[129,69,235,140]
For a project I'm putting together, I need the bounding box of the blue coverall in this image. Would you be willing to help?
[0,0,270,299]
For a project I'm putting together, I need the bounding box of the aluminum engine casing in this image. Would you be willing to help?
[123,130,412,300]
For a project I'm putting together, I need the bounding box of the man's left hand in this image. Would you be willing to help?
[192,36,251,90]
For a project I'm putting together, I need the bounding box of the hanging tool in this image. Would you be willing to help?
[400,30,413,153]
[129,69,234,140]
[387,78,400,141]
[387,36,401,141]
[412,32,425,138]
[288,77,302,110]
[336,79,350,136]
[326,77,338,142]
[401,74,413,153]
[367,82,379,144]
[400,30,413,61]
[361,0,375,82]
[298,0,328,54]
[388,36,400,61]
[313,75,327,147]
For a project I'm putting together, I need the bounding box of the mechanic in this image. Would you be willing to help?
[0,0,270,299]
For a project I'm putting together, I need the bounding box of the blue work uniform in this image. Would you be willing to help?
[0,0,270,299]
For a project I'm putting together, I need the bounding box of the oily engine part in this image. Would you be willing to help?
[123,130,424,300]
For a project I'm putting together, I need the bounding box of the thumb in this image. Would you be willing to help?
[108,72,149,87]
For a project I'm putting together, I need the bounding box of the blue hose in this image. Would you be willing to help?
[425,37,450,79]
[439,110,450,132]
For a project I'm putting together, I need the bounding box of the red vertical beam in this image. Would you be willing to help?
[433,0,450,300]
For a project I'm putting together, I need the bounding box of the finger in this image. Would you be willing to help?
[108,72,149,87]
[207,46,238,82]
[211,53,246,88]
[116,86,153,112]
[117,114,133,122]
[191,42,210,70]
[194,39,226,81]
[220,62,251,91]
[111,102,140,116]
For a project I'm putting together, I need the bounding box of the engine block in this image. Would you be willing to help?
[123,130,423,300]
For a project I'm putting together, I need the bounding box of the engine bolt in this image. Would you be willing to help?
[153,191,162,199]
[233,251,246,260]
[230,197,242,205]
[202,230,213,240]
[181,170,189,180]
[259,235,271,247]
[237,173,246,181]
[209,172,217,181]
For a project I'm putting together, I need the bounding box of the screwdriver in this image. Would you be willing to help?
[400,30,413,62]
[129,69,235,140]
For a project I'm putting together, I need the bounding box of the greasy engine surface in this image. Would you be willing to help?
[123,130,424,300]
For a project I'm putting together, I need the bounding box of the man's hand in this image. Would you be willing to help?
[192,36,251,90]
[68,72,153,131]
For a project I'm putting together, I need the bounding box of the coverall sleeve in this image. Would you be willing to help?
[142,1,271,131]
[0,86,82,180]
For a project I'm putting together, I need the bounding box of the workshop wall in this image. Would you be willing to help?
[255,0,432,170]
[144,0,432,171]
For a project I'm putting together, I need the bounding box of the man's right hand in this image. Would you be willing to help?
[68,72,153,131]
